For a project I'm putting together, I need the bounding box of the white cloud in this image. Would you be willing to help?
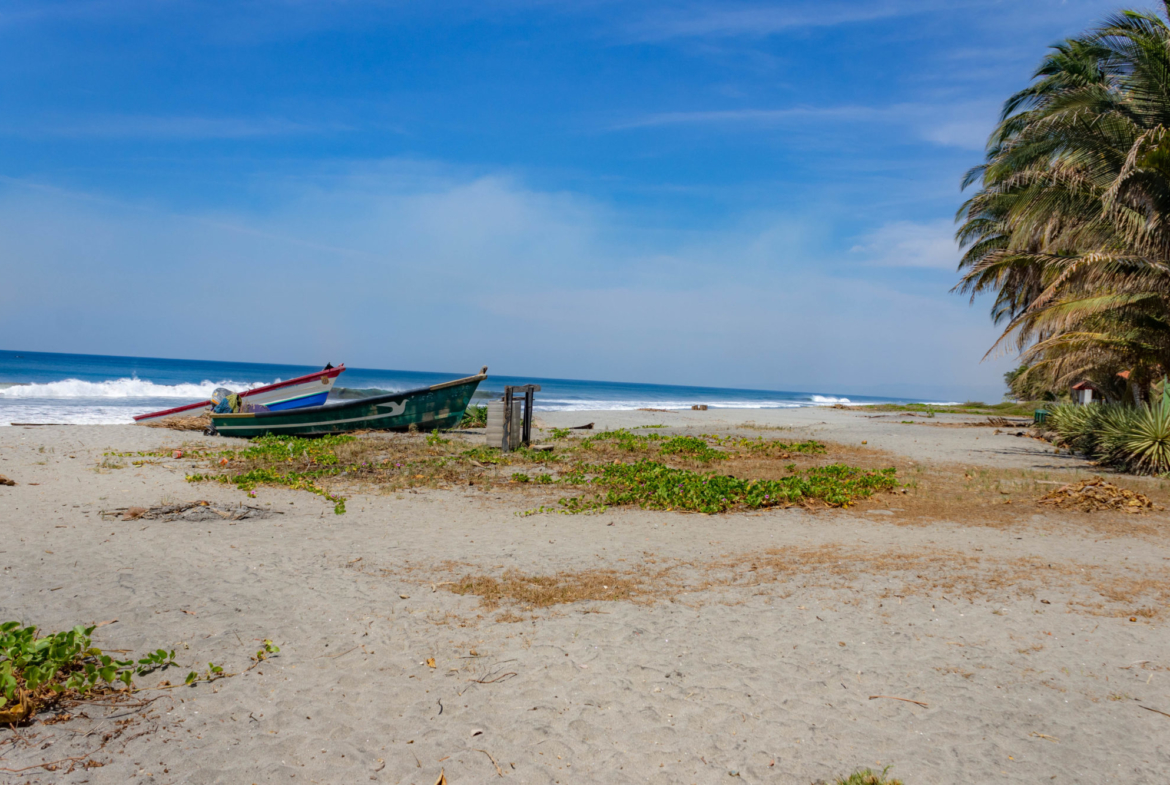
[0,114,351,140]
[850,219,959,269]
[920,120,990,151]
[0,165,1006,397]
[610,101,996,151]
[610,106,878,130]
[622,0,946,41]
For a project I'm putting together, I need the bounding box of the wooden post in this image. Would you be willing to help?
[523,387,534,445]
[502,389,514,452]
[500,385,542,451]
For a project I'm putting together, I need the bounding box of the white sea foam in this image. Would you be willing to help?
[0,378,266,399]
[0,404,139,425]
[810,395,851,404]
[532,399,806,412]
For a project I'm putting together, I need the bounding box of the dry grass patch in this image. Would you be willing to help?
[449,568,663,610]
[182,431,565,513]
[428,543,1170,620]
[700,544,1170,617]
[179,427,1169,537]
[850,460,1170,536]
[184,428,904,515]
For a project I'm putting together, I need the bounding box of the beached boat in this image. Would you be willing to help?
[208,367,487,438]
[133,365,346,425]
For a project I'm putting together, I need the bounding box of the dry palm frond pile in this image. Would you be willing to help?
[142,413,213,431]
[1037,477,1159,514]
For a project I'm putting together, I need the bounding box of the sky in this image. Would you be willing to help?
[0,0,1133,401]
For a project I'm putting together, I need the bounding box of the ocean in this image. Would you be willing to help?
[0,350,927,425]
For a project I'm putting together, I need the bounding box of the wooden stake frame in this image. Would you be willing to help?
[501,384,541,452]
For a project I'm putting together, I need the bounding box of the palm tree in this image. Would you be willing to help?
[956,4,1170,402]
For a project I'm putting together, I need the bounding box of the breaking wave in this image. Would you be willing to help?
[809,395,851,404]
[0,378,267,399]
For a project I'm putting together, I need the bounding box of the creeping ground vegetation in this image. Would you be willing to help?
[0,622,280,727]
[170,427,896,515]
[0,622,176,724]
[828,769,904,785]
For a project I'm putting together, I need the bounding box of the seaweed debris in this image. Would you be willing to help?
[100,501,281,522]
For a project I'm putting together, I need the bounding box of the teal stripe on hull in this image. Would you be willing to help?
[210,375,483,438]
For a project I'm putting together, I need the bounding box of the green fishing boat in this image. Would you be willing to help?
[208,367,487,438]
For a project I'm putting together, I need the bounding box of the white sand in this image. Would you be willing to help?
[2,411,1169,784]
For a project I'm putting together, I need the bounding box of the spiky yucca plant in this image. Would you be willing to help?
[1045,396,1170,474]
[1046,403,1109,453]
[1117,398,1170,473]
[1096,404,1144,467]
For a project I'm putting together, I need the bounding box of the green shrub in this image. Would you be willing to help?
[0,622,177,719]
[558,460,896,514]
[831,768,903,785]
[658,435,726,462]
[1045,399,1170,475]
[1047,403,1107,453]
[581,429,660,451]
[1115,400,1170,473]
[459,405,489,428]
[187,434,354,513]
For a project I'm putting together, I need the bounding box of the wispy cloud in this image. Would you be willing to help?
[617,0,1101,44]
[622,0,950,42]
[0,0,164,29]
[610,100,996,151]
[1,114,351,140]
[610,106,877,130]
[919,119,990,151]
[850,219,959,269]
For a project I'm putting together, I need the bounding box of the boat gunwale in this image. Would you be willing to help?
[133,364,345,422]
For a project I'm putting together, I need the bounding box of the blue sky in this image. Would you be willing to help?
[0,0,1127,400]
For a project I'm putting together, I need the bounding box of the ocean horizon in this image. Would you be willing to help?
[0,350,946,426]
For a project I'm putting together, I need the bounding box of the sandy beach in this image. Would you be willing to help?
[4,408,1170,784]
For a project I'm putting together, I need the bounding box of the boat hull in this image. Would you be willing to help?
[134,366,344,424]
[263,390,331,411]
[209,372,485,438]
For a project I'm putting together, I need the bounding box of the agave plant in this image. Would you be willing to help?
[1095,404,1144,467]
[1117,398,1170,473]
[1046,403,1105,453]
[1045,395,1170,473]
